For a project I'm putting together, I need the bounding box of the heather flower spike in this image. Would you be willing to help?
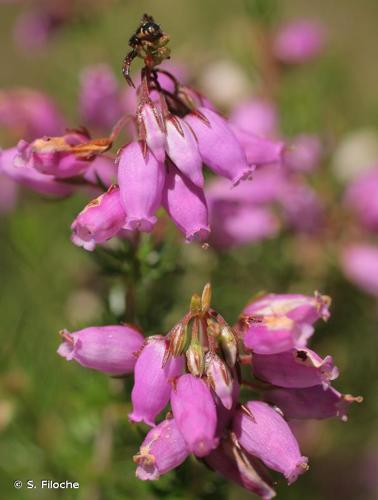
[57,280,359,496]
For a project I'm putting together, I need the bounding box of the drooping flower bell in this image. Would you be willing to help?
[57,325,144,375]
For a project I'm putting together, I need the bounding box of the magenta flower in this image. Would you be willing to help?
[252,348,339,389]
[205,352,233,410]
[264,386,362,421]
[80,64,125,133]
[230,98,278,138]
[129,336,184,427]
[273,19,326,64]
[133,418,189,480]
[16,133,93,179]
[57,325,144,375]
[239,293,331,355]
[171,373,219,457]
[0,147,74,197]
[344,166,378,233]
[0,88,65,141]
[71,185,127,251]
[341,244,378,296]
[163,165,210,242]
[205,438,276,499]
[118,141,165,232]
[185,107,253,185]
[233,401,309,484]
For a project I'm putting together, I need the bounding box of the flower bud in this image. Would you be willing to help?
[205,352,233,410]
[171,374,219,457]
[186,341,205,377]
[201,283,212,313]
[233,401,308,484]
[129,336,184,427]
[57,325,144,375]
[168,322,189,357]
[133,418,189,480]
[219,324,238,367]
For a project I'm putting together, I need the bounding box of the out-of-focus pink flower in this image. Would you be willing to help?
[264,386,362,421]
[171,373,219,457]
[273,19,326,64]
[134,418,189,480]
[205,438,276,499]
[252,348,339,389]
[284,134,323,173]
[230,99,279,138]
[239,293,331,355]
[79,64,124,133]
[344,167,378,233]
[341,244,378,295]
[71,185,126,251]
[278,182,325,234]
[129,337,184,427]
[118,141,165,232]
[185,107,253,185]
[13,10,64,51]
[0,89,65,141]
[233,401,308,484]
[57,325,144,375]
[208,196,279,249]
[163,165,209,242]
[0,146,74,197]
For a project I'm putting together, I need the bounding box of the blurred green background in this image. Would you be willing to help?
[1,0,378,499]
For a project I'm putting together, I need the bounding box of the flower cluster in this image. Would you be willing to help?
[70,68,285,249]
[57,284,360,497]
